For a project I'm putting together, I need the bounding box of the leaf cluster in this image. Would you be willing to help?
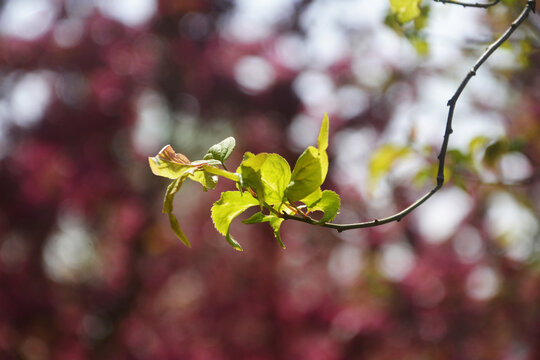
[149,115,340,250]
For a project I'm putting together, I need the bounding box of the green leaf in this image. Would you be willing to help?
[168,213,191,247]
[241,212,285,249]
[318,114,330,183]
[203,137,236,165]
[163,176,191,247]
[318,113,329,152]
[149,145,196,179]
[285,146,323,202]
[238,152,268,198]
[163,177,183,213]
[238,153,291,206]
[468,136,490,154]
[259,154,291,205]
[300,188,323,207]
[242,212,272,224]
[306,190,341,223]
[211,191,259,251]
[269,217,285,249]
[368,144,412,189]
[389,0,422,23]
[189,171,218,191]
[483,138,509,167]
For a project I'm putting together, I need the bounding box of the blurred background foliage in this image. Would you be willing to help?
[1,0,540,359]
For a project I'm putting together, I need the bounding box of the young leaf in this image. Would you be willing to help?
[211,191,259,251]
[318,114,330,182]
[259,154,291,205]
[163,176,191,247]
[306,190,341,223]
[368,144,411,189]
[149,145,196,179]
[300,188,323,207]
[285,146,322,202]
[203,137,236,165]
[168,213,191,247]
[238,152,268,199]
[269,217,285,249]
[318,113,329,152]
[389,0,422,24]
[483,138,509,168]
[189,171,218,191]
[242,212,272,224]
[285,115,330,203]
[241,212,286,249]
[163,177,183,214]
[237,152,292,206]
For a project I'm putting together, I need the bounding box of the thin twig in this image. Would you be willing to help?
[433,0,502,8]
[283,0,536,231]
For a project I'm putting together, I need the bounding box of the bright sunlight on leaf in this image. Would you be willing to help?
[211,191,259,251]
[389,0,423,23]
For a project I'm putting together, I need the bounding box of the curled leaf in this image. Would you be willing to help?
[149,145,195,179]
[163,176,191,247]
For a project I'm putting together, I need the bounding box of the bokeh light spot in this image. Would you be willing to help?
[53,18,84,48]
[97,0,157,27]
[42,214,99,284]
[466,265,499,301]
[0,0,57,40]
[234,56,276,94]
[379,241,416,281]
[10,72,53,127]
[415,187,473,244]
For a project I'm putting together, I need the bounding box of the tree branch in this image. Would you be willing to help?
[284,0,536,231]
[433,0,502,8]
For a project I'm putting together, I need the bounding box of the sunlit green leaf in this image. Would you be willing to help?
[211,191,259,251]
[318,113,329,152]
[483,138,510,167]
[163,177,183,213]
[203,137,236,165]
[468,136,490,154]
[242,212,272,224]
[163,176,191,247]
[306,190,341,223]
[259,154,291,205]
[238,152,268,199]
[368,144,412,189]
[238,153,291,206]
[447,149,470,165]
[149,145,196,179]
[168,213,190,247]
[389,0,422,23]
[241,212,285,249]
[410,37,429,56]
[413,5,429,31]
[300,188,323,207]
[318,114,330,183]
[189,171,218,191]
[269,217,285,249]
[285,146,323,202]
